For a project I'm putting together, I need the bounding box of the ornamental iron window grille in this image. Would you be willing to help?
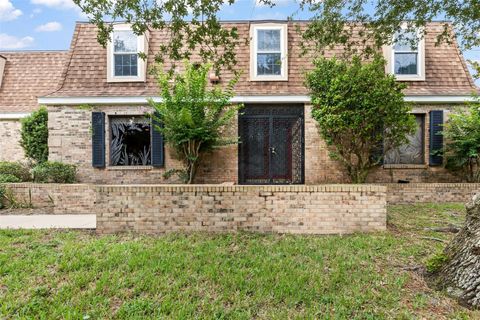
[109,116,152,166]
[239,105,304,185]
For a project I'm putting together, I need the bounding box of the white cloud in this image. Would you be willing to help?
[30,0,77,10]
[0,34,34,49]
[35,21,63,32]
[0,0,22,21]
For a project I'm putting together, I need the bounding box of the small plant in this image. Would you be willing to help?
[442,101,480,182]
[0,162,31,182]
[20,106,49,163]
[0,174,22,183]
[426,252,449,273]
[32,161,77,183]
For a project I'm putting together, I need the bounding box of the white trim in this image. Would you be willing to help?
[106,24,148,83]
[384,26,426,82]
[0,113,30,119]
[250,23,288,81]
[38,95,476,105]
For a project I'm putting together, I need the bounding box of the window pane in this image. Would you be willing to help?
[394,53,418,75]
[114,54,138,76]
[394,30,417,51]
[384,115,424,164]
[257,53,281,76]
[110,117,151,166]
[113,30,137,53]
[257,29,281,51]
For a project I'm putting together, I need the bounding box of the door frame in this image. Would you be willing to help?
[238,104,305,185]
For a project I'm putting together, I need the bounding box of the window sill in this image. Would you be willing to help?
[383,164,428,169]
[106,166,154,171]
[249,77,289,82]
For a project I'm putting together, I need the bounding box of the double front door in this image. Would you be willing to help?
[238,105,304,185]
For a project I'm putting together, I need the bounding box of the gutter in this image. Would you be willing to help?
[38,95,477,105]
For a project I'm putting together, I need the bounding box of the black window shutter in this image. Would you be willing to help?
[91,112,106,168]
[151,112,164,167]
[429,110,444,166]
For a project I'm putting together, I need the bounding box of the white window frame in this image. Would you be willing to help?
[384,26,425,81]
[107,24,148,83]
[250,23,288,81]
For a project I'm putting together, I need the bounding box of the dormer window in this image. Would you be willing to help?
[250,24,288,81]
[107,24,148,83]
[385,27,425,81]
[113,31,138,77]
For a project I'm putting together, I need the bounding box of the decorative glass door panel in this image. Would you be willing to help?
[239,105,304,185]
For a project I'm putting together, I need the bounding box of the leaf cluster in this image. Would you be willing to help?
[20,106,48,164]
[73,0,259,72]
[300,0,479,57]
[442,101,480,182]
[305,55,416,182]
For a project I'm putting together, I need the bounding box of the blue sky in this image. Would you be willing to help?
[0,0,478,75]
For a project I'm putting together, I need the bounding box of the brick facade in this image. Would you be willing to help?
[49,103,461,184]
[0,120,24,162]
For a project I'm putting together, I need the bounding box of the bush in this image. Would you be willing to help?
[21,106,48,163]
[442,102,480,182]
[0,161,31,182]
[305,55,416,183]
[0,174,21,183]
[32,161,77,183]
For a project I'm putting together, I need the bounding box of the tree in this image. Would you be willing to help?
[149,62,241,184]
[73,0,260,72]
[300,0,480,57]
[20,106,48,163]
[442,102,480,182]
[431,194,480,309]
[305,56,416,183]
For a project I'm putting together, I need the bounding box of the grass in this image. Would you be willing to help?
[0,204,479,319]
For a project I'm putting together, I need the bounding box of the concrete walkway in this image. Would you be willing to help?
[0,215,96,229]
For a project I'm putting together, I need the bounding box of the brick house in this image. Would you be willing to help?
[0,51,67,161]
[1,21,478,184]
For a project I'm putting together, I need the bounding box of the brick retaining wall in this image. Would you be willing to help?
[3,183,94,214]
[385,183,480,204]
[95,185,386,234]
[1,184,387,234]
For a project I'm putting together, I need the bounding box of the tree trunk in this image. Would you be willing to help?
[434,194,480,308]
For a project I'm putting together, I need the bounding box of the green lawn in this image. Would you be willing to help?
[1,204,478,319]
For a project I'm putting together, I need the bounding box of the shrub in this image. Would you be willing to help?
[442,102,480,182]
[21,106,49,163]
[149,61,241,183]
[305,55,416,183]
[0,161,31,182]
[32,161,77,183]
[0,174,21,183]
